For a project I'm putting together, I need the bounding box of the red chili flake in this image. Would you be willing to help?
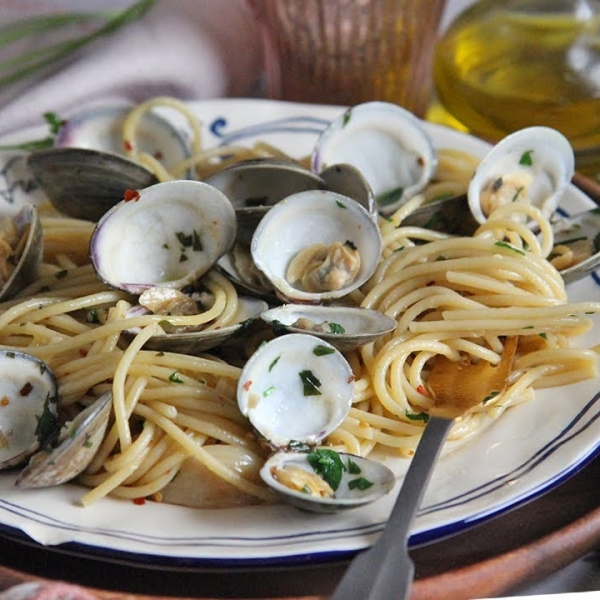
[153,150,164,160]
[79,348,88,357]
[133,497,146,505]
[417,156,425,166]
[243,380,252,391]
[124,189,141,202]
[19,382,33,397]
[124,139,133,152]
[347,375,356,383]
[0,396,9,406]
[417,384,427,396]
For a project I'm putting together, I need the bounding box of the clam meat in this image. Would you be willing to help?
[468,126,575,224]
[0,205,43,302]
[261,304,397,351]
[251,190,382,303]
[261,449,395,513]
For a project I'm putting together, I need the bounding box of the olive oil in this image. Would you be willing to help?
[433,0,600,176]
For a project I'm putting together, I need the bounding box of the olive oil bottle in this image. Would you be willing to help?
[433,0,600,177]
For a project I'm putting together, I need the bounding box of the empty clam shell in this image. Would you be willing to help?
[90,180,237,294]
[468,126,575,225]
[0,350,58,470]
[311,101,437,215]
[261,304,396,351]
[16,391,112,488]
[55,104,190,173]
[261,449,395,513]
[251,190,383,303]
[237,333,354,449]
[27,147,158,222]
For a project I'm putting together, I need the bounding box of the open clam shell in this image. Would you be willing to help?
[0,350,58,470]
[261,450,395,513]
[206,157,326,296]
[311,101,437,215]
[237,333,354,449]
[0,205,43,302]
[27,147,158,222]
[468,126,575,225]
[55,104,190,173]
[123,295,268,354]
[16,391,112,488]
[261,304,396,352]
[90,180,237,294]
[251,190,382,303]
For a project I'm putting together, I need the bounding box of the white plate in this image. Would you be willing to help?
[0,98,599,569]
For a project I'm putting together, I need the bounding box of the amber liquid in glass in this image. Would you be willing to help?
[434,0,600,176]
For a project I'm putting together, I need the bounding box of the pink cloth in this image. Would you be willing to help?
[0,0,263,136]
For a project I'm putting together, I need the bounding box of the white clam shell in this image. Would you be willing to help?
[56,104,190,173]
[90,180,236,294]
[311,101,437,215]
[237,333,354,448]
[0,350,58,470]
[468,126,575,224]
[251,190,382,303]
[261,304,396,351]
[261,450,396,513]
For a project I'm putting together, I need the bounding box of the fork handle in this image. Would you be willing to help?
[330,416,453,600]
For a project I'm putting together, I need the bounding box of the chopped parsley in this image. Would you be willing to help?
[299,369,322,396]
[519,150,534,166]
[376,187,405,207]
[313,344,335,356]
[307,448,345,491]
[168,371,184,384]
[328,322,346,334]
[494,241,526,255]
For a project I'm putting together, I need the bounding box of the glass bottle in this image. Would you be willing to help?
[433,0,600,178]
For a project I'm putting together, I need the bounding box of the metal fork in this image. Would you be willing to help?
[329,415,452,600]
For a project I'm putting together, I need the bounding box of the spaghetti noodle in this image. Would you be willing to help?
[0,97,598,507]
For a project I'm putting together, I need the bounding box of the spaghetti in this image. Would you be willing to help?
[0,97,598,507]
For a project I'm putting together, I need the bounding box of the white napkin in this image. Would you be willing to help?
[0,0,263,136]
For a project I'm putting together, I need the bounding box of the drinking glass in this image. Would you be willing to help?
[248,0,446,118]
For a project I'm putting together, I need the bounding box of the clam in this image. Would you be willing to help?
[16,391,112,488]
[237,333,354,448]
[123,290,268,354]
[320,163,376,219]
[251,190,383,303]
[27,147,158,222]
[261,304,397,352]
[237,333,395,512]
[311,101,437,215]
[206,158,326,296]
[55,104,190,173]
[0,350,59,470]
[0,205,43,302]
[90,180,236,294]
[468,126,575,225]
[260,449,395,514]
[26,104,191,222]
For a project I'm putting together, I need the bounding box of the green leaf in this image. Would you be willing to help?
[519,150,534,166]
[348,477,373,491]
[405,410,429,422]
[299,369,322,396]
[494,241,526,255]
[307,448,346,491]
[313,344,335,356]
[376,187,404,207]
[0,0,157,89]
